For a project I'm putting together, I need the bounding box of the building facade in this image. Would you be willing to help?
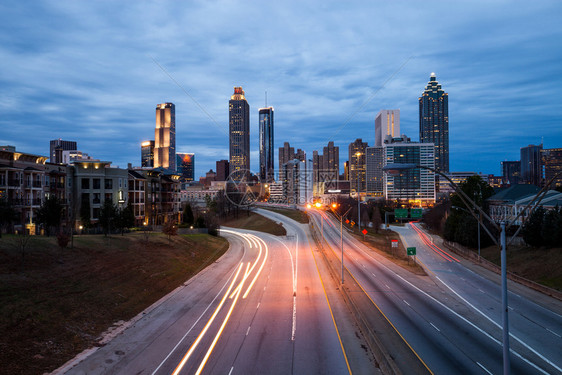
[229,87,250,173]
[50,139,77,164]
[501,160,521,186]
[419,73,449,173]
[259,107,274,182]
[348,139,369,194]
[154,103,176,171]
[383,140,436,205]
[520,144,542,186]
[366,146,384,197]
[216,160,230,181]
[176,152,195,181]
[541,147,562,188]
[282,159,313,205]
[141,140,155,168]
[375,110,400,147]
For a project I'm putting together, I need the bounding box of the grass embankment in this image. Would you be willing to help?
[479,244,562,291]
[340,218,425,275]
[220,211,286,235]
[0,232,228,375]
[262,207,309,224]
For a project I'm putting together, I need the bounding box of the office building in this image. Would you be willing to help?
[176,153,195,181]
[375,110,400,147]
[279,142,305,181]
[520,144,542,186]
[50,139,77,164]
[282,159,313,205]
[541,147,562,188]
[216,160,230,181]
[229,87,250,173]
[348,139,368,194]
[419,73,449,173]
[312,141,339,195]
[141,140,155,168]
[154,103,176,171]
[501,160,521,186]
[259,107,274,182]
[384,138,435,205]
[366,146,384,197]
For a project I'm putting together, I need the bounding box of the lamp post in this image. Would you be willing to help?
[383,163,562,375]
[355,152,362,231]
[330,204,352,284]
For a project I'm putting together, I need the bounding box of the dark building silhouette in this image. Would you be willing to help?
[501,160,521,186]
[259,107,274,182]
[419,73,449,173]
[176,153,194,181]
[216,160,230,181]
[521,144,543,186]
[50,139,77,164]
[229,87,250,173]
[542,148,562,188]
[348,138,368,193]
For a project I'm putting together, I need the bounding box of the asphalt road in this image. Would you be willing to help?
[308,209,562,375]
[58,223,350,374]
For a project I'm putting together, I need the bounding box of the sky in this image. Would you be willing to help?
[1,1,561,179]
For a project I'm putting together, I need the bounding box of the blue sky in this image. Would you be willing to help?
[1,1,561,178]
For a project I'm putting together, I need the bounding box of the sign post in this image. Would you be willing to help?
[362,228,368,240]
[407,247,417,264]
[391,239,398,256]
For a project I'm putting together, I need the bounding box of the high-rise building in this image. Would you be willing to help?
[216,160,230,181]
[501,160,521,186]
[348,139,369,194]
[520,144,543,186]
[384,138,436,205]
[312,141,339,195]
[541,148,562,188]
[141,140,155,168]
[366,146,384,197]
[419,73,449,173]
[176,153,195,181]
[154,103,176,171]
[259,107,274,182]
[279,142,305,181]
[282,159,313,205]
[229,87,250,173]
[50,139,77,164]
[375,110,400,147]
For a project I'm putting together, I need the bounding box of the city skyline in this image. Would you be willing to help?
[1,2,561,178]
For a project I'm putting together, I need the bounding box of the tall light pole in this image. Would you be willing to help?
[330,203,352,284]
[383,163,562,375]
[355,151,362,231]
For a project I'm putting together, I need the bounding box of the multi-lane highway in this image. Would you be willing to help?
[59,223,352,374]
[308,208,562,374]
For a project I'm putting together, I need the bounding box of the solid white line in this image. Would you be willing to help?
[371,272,376,277]
[256,302,260,309]
[547,328,561,338]
[435,276,559,374]
[228,367,234,375]
[403,300,410,307]
[246,326,251,336]
[478,289,485,293]
[477,362,493,375]
[430,322,440,332]
[385,283,390,289]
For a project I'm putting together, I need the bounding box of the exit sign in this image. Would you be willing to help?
[407,247,416,256]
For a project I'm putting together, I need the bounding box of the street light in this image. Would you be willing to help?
[329,204,353,284]
[383,162,562,375]
[355,151,362,231]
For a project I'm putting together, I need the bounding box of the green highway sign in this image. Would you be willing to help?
[407,247,416,256]
[411,208,423,219]
[395,208,408,218]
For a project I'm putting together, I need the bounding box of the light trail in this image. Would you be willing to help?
[410,222,460,262]
[195,263,251,375]
[171,263,244,375]
[243,235,269,299]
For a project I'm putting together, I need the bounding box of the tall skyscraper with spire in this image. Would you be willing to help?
[419,73,449,172]
[229,87,250,173]
[154,102,176,171]
[259,106,274,182]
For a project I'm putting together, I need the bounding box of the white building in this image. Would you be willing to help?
[375,109,400,147]
[282,159,313,206]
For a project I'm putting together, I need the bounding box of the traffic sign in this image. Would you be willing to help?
[407,247,416,256]
[395,208,408,218]
[391,239,398,248]
[345,219,350,224]
[411,208,422,219]
[362,229,368,235]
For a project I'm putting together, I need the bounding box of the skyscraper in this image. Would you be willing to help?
[366,146,384,197]
[176,153,195,181]
[501,160,521,185]
[419,73,449,173]
[141,140,155,168]
[375,110,400,147]
[229,87,250,173]
[521,144,543,186]
[49,139,77,164]
[348,138,368,193]
[154,103,176,171]
[259,107,274,182]
[541,148,562,188]
[216,160,230,181]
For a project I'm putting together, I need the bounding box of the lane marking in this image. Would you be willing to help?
[403,300,410,307]
[547,328,561,338]
[256,302,260,309]
[430,322,440,332]
[477,362,493,375]
[246,326,251,336]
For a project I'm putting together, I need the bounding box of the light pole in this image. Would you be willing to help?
[329,203,352,284]
[355,151,362,231]
[384,163,562,375]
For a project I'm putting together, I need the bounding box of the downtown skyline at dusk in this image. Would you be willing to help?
[1,1,561,178]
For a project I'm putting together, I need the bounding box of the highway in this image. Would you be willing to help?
[307,209,562,375]
[59,224,351,374]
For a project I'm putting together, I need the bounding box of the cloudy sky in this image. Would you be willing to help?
[1,1,561,178]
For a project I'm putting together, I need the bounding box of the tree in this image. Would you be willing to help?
[116,203,135,235]
[372,205,382,233]
[521,206,545,247]
[0,199,18,238]
[162,220,177,241]
[183,203,194,226]
[36,195,63,236]
[541,206,560,247]
[99,199,118,236]
[80,196,91,229]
